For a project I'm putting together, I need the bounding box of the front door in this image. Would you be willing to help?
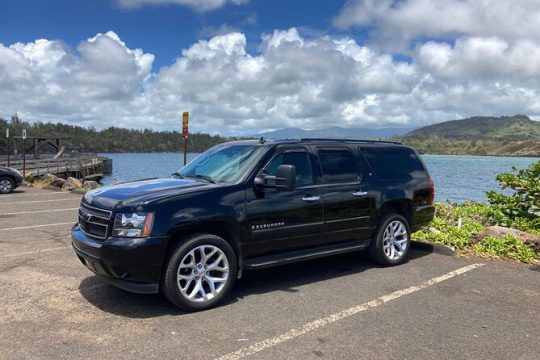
[244,148,323,258]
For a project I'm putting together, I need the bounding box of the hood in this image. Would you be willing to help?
[82,177,216,211]
[0,166,22,178]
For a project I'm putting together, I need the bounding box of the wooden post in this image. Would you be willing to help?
[22,138,26,179]
[182,112,189,166]
[6,129,10,167]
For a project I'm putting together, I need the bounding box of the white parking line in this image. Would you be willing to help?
[0,198,80,205]
[0,191,69,198]
[3,246,71,257]
[0,222,74,231]
[0,208,78,216]
[216,263,485,360]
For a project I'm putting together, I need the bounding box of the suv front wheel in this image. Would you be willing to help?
[369,213,411,266]
[163,233,237,311]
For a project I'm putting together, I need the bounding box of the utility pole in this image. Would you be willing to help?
[182,112,189,166]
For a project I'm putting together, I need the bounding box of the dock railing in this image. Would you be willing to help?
[2,154,110,179]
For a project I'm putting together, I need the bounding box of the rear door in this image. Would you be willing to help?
[316,147,374,244]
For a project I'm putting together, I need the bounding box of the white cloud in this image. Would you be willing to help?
[1,28,539,134]
[333,0,540,51]
[116,0,248,12]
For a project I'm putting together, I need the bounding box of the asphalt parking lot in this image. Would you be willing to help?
[0,187,538,360]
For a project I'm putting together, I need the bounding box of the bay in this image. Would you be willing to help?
[100,152,538,203]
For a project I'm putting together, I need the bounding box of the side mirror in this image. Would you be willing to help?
[254,164,296,191]
[275,164,296,191]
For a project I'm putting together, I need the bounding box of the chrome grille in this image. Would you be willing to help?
[78,202,113,240]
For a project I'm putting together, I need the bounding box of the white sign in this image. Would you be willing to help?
[22,129,27,140]
[5,128,8,138]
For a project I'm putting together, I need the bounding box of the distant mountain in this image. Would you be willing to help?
[404,115,540,140]
[257,126,415,140]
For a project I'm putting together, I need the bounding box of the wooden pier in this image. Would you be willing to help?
[2,155,112,181]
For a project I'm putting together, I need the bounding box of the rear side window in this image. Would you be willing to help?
[318,149,360,183]
[361,147,427,180]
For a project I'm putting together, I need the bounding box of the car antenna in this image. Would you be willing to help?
[259,136,266,144]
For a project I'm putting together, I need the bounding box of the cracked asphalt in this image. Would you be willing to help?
[0,187,538,360]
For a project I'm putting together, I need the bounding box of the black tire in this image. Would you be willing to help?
[0,176,15,194]
[162,233,237,312]
[369,213,411,266]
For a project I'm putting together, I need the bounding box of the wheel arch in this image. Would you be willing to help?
[165,218,243,269]
[378,198,413,227]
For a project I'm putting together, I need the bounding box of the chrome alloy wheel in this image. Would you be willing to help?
[177,245,230,302]
[0,179,13,193]
[382,220,408,260]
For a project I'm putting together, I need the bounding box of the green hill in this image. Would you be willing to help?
[404,115,540,140]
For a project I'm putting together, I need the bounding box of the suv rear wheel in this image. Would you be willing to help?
[0,177,15,194]
[162,233,237,311]
[369,213,410,266]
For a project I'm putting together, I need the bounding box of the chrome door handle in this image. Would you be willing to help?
[352,191,368,197]
[302,195,320,202]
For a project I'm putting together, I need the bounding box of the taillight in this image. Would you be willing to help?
[428,178,435,205]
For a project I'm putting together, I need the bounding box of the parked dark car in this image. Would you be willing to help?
[0,166,23,194]
[72,138,435,311]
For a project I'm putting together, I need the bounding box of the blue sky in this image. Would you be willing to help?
[1,0,351,69]
[0,0,539,134]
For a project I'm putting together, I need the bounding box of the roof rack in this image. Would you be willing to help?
[300,138,402,145]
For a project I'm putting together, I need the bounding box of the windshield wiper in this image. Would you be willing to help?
[193,174,216,184]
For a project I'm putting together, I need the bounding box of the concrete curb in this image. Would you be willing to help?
[411,240,456,256]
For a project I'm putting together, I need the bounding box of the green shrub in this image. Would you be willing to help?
[473,235,537,263]
[486,160,540,230]
[414,202,487,250]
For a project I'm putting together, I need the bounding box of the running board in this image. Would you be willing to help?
[243,241,369,270]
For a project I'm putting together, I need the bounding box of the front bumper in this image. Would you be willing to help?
[71,224,169,294]
[14,174,23,188]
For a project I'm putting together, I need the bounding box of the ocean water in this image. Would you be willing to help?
[100,152,538,203]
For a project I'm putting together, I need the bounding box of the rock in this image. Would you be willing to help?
[51,178,66,188]
[429,226,442,234]
[83,180,100,189]
[62,177,82,191]
[476,225,540,252]
[39,173,58,186]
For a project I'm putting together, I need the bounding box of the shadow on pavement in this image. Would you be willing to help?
[78,248,431,318]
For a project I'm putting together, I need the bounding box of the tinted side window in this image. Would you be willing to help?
[361,147,427,179]
[267,151,314,186]
[318,149,360,183]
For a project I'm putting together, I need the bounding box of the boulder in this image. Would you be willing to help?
[51,178,66,188]
[39,173,58,186]
[476,225,540,252]
[83,180,100,189]
[62,177,82,191]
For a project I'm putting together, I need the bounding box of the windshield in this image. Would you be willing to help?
[175,143,267,184]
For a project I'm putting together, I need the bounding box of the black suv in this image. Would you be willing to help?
[0,166,23,194]
[72,139,435,311]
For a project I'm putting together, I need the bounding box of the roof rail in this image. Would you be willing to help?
[300,138,402,145]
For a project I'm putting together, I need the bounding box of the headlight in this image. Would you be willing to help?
[112,212,154,237]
